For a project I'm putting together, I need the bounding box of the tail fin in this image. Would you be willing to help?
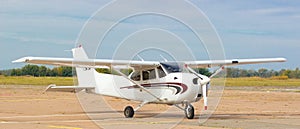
[72,46,96,87]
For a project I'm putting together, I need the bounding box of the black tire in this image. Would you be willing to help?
[124,106,134,118]
[185,104,194,119]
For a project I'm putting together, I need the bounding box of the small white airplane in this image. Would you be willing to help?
[13,45,286,119]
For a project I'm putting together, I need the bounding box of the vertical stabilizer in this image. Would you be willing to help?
[72,46,96,87]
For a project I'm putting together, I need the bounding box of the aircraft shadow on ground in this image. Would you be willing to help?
[203,113,300,120]
[67,111,300,120]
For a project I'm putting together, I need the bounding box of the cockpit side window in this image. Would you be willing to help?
[130,71,141,81]
[142,69,156,80]
[149,69,156,79]
[157,66,166,78]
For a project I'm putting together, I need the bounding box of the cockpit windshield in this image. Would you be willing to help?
[160,62,183,73]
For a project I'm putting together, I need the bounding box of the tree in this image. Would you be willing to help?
[21,64,39,76]
[295,68,300,78]
[239,69,248,77]
[57,67,63,76]
[246,69,258,77]
[195,68,212,77]
[61,66,73,77]
[38,66,47,76]
[46,68,52,76]
[282,69,292,78]
[226,68,240,78]
[289,67,300,79]
[11,69,22,76]
[258,68,269,78]
[51,67,59,76]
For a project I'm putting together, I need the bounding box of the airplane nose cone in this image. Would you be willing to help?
[193,75,210,85]
[199,76,210,85]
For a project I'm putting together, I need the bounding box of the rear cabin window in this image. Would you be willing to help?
[142,69,156,80]
[130,71,141,81]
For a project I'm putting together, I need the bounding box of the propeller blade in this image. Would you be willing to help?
[209,66,225,78]
[202,84,207,110]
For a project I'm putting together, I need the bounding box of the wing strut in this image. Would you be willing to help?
[112,67,163,102]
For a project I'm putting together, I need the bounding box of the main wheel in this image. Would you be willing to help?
[185,104,194,119]
[124,106,134,118]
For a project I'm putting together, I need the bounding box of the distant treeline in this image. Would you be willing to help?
[225,67,300,79]
[0,65,73,77]
[0,64,300,79]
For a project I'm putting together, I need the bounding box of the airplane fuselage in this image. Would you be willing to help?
[93,69,206,105]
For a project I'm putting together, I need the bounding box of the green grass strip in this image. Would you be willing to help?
[0,76,75,86]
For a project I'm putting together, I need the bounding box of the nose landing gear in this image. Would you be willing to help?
[185,104,194,119]
[175,102,195,119]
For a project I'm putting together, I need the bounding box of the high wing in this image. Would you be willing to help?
[13,56,286,68]
[12,56,160,69]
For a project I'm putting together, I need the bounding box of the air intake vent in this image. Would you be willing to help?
[193,78,198,85]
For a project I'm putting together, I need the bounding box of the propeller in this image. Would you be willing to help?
[202,66,225,110]
[199,76,210,110]
[185,65,225,110]
[202,83,208,110]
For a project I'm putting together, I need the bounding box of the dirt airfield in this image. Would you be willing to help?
[0,85,299,129]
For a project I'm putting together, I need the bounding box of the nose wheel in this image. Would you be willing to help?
[185,104,194,119]
[124,106,134,118]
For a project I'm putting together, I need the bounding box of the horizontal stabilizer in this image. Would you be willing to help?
[44,84,94,93]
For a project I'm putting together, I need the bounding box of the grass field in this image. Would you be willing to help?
[212,77,300,86]
[1,75,300,86]
[0,75,75,86]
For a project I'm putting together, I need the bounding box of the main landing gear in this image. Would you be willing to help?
[124,101,195,119]
[123,101,148,118]
[124,106,134,118]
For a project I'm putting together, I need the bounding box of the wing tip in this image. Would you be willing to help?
[12,57,27,63]
[278,57,287,62]
[12,56,33,63]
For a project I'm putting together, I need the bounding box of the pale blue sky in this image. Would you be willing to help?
[1,0,299,70]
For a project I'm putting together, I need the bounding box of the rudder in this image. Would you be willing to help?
[72,46,96,87]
